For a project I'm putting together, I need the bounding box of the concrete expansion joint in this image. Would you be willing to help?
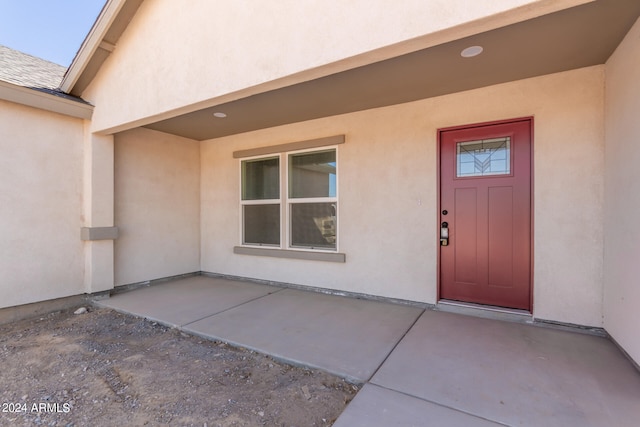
[363,383,511,427]
[81,274,640,426]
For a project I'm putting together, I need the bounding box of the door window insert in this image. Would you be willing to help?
[456,137,510,177]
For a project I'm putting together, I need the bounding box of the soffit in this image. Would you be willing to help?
[144,0,640,141]
[64,0,144,96]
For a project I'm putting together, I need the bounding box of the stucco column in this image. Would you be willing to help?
[81,122,116,294]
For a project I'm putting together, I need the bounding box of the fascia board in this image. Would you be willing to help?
[60,0,127,94]
[0,80,94,119]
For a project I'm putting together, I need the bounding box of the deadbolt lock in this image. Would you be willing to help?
[440,222,449,246]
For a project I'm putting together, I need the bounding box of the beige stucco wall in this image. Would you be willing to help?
[81,0,587,134]
[603,18,640,364]
[201,65,605,326]
[114,127,200,286]
[0,100,84,308]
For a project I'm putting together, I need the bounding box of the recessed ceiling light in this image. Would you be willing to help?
[213,112,227,118]
[461,45,483,58]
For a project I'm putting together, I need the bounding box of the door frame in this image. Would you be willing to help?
[436,117,535,312]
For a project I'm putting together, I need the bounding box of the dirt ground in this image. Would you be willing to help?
[0,306,359,426]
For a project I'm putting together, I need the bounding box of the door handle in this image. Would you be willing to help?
[440,222,449,246]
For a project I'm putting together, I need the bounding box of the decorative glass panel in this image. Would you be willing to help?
[290,202,336,249]
[242,157,279,200]
[457,137,511,177]
[243,204,280,245]
[289,150,336,198]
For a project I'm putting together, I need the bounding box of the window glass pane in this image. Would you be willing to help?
[457,137,510,177]
[243,204,280,245]
[290,203,336,249]
[242,157,279,200]
[289,150,336,198]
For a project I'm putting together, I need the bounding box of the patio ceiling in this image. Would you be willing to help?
[144,0,640,141]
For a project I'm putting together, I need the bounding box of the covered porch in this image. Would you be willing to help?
[97,275,640,426]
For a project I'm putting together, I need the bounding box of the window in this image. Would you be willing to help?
[240,147,338,251]
[288,150,337,249]
[456,137,511,177]
[241,157,280,246]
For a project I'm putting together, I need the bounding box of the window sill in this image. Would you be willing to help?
[233,246,345,263]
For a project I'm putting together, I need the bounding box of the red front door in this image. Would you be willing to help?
[439,119,531,310]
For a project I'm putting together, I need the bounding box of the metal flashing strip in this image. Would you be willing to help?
[436,300,533,324]
[233,135,345,158]
[201,271,431,310]
[108,272,202,295]
[80,226,119,241]
[437,299,609,337]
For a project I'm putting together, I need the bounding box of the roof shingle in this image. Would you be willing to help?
[0,44,91,104]
[0,44,66,90]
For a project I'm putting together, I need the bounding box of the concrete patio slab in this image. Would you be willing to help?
[333,384,503,427]
[370,310,640,427]
[93,276,640,426]
[97,276,281,326]
[183,288,423,382]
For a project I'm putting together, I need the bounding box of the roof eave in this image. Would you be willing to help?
[0,80,94,119]
[60,0,142,96]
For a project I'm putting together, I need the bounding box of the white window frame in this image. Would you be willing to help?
[286,147,338,251]
[239,146,339,253]
[239,154,281,247]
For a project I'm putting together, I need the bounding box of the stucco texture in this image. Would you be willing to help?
[81,0,582,134]
[0,100,84,308]
[201,66,605,327]
[604,17,640,364]
[114,127,200,286]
